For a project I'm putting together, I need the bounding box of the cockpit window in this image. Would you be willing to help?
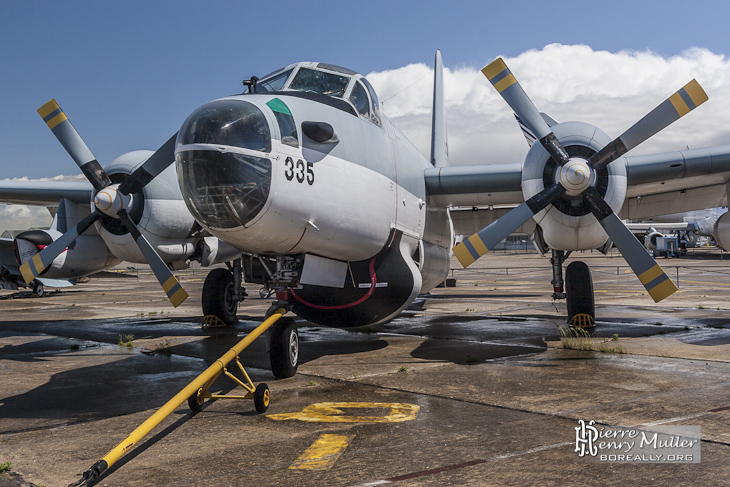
[349,81,370,119]
[257,69,293,93]
[178,100,271,153]
[361,78,382,126]
[289,68,350,97]
[266,98,298,148]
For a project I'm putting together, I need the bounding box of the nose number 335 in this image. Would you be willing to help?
[284,156,314,185]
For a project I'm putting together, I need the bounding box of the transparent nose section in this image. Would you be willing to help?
[177,100,272,229]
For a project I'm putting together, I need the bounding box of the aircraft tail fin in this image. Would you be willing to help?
[430,50,449,168]
[515,112,558,147]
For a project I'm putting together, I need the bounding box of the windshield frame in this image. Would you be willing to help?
[287,67,351,98]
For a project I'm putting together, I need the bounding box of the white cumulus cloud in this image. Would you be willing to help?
[366,43,730,167]
[0,174,86,234]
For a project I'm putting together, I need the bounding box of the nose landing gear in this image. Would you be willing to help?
[202,256,301,377]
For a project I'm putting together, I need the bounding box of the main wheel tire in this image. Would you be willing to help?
[31,280,44,298]
[270,317,299,379]
[254,383,270,413]
[202,268,238,325]
[565,261,595,321]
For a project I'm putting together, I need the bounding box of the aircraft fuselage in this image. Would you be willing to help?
[175,63,451,326]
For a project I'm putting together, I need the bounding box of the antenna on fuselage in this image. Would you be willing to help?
[430,50,449,168]
[242,76,259,94]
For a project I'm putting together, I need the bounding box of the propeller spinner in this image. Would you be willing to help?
[454,58,708,303]
[21,100,188,307]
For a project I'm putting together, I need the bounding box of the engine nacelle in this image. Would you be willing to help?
[521,122,627,251]
[713,211,730,250]
[95,151,199,265]
[644,228,662,250]
[15,230,119,279]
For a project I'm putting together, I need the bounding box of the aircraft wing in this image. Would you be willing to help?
[621,144,730,220]
[0,180,93,206]
[424,163,524,208]
[625,222,699,234]
[425,144,730,224]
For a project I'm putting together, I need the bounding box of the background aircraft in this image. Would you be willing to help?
[625,207,729,250]
[7,51,730,379]
[0,229,75,295]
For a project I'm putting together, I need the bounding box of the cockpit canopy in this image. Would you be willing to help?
[256,62,382,126]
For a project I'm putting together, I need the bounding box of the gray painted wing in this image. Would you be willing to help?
[0,181,93,206]
[424,163,523,195]
[625,145,730,187]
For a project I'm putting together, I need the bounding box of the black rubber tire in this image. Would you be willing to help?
[270,317,299,379]
[31,280,44,297]
[254,383,270,413]
[188,388,204,412]
[565,261,595,320]
[202,268,238,325]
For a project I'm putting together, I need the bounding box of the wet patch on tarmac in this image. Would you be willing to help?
[4,253,730,485]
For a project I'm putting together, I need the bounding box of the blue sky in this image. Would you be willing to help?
[2,0,730,183]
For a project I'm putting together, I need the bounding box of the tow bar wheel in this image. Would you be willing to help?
[254,383,270,413]
[188,387,205,412]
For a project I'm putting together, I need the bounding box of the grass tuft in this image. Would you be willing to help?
[558,326,626,354]
[118,333,134,348]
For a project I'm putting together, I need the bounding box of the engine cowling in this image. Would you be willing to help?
[713,211,730,250]
[95,151,199,265]
[521,122,627,251]
[14,229,119,279]
[644,228,663,250]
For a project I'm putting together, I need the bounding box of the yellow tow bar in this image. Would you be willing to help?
[69,307,287,486]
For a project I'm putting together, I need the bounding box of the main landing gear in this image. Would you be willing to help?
[31,279,44,297]
[202,256,300,378]
[550,249,596,327]
[202,260,246,326]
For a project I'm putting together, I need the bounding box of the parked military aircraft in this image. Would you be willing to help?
[0,229,75,295]
[625,207,729,250]
[6,51,730,377]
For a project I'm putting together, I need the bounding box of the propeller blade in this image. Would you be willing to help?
[453,184,566,267]
[20,211,101,283]
[118,133,178,196]
[583,188,677,302]
[483,58,569,165]
[37,100,112,191]
[117,210,188,307]
[589,79,708,170]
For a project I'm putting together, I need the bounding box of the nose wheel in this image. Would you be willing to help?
[269,316,299,379]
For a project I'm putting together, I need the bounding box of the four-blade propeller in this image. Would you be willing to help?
[454,57,708,303]
[21,99,187,307]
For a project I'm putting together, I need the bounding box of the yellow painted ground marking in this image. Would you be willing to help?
[268,402,420,423]
[289,434,355,471]
[678,280,730,287]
